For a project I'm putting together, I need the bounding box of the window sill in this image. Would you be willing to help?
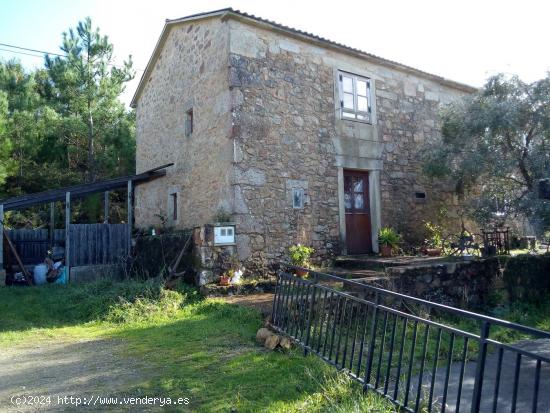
[339,117,373,126]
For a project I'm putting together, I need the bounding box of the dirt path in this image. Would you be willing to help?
[0,338,157,412]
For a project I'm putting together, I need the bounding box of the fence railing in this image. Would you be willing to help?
[271,264,550,413]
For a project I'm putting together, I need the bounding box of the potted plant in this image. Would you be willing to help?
[378,227,401,257]
[219,271,231,286]
[288,244,315,277]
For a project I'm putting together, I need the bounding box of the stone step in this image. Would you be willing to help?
[334,254,448,270]
[326,267,386,280]
[342,276,397,296]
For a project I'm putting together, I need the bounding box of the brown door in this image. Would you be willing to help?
[344,170,372,254]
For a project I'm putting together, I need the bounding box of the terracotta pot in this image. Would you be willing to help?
[380,244,393,258]
[426,248,442,257]
[295,268,309,277]
[219,276,231,286]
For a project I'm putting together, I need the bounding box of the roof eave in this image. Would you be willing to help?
[130,8,478,108]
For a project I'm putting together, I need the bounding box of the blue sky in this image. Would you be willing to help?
[1,0,548,106]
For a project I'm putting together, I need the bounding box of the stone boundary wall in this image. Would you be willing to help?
[347,258,507,309]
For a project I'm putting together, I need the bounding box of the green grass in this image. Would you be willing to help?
[0,281,395,412]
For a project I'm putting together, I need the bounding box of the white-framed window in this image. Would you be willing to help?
[338,71,371,122]
[292,188,304,209]
[214,226,235,245]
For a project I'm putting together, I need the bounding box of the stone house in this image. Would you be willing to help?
[131,8,476,271]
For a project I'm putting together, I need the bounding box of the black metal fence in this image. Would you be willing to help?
[271,264,550,413]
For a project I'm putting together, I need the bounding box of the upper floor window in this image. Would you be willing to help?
[185,109,193,137]
[338,71,371,122]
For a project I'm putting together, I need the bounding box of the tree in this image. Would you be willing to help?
[422,73,550,233]
[44,17,135,182]
[0,18,136,226]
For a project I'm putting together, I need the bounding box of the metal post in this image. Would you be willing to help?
[103,191,109,224]
[49,202,55,248]
[364,292,380,390]
[304,279,318,356]
[65,192,71,282]
[127,180,133,255]
[471,321,490,413]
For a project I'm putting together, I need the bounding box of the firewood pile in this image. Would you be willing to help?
[256,327,293,351]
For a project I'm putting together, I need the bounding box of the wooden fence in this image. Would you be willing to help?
[7,229,64,265]
[7,223,129,266]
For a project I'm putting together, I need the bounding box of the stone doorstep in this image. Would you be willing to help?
[334,255,448,270]
[326,267,386,280]
[342,276,398,294]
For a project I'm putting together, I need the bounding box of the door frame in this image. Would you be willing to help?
[337,167,381,255]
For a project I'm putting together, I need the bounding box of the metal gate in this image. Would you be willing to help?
[271,265,550,413]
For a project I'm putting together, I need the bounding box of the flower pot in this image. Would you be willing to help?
[380,244,393,258]
[219,276,231,286]
[426,248,442,257]
[295,268,309,277]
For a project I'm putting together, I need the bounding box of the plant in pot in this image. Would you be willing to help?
[288,244,315,277]
[422,221,443,256]
[378,227,400,258]
[219,270,231,286]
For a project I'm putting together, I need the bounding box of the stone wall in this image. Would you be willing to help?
[134,15,474,273]
[134,18,234,230]
[227,19,473,268]
[344,258,505,309]
[228,32,341,269]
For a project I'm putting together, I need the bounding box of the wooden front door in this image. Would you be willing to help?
[344,170,372,254]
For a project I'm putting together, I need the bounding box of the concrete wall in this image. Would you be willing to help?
[134,17,233,229]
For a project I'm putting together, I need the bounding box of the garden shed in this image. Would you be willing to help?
[0,164,172,284]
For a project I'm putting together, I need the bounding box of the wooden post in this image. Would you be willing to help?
[65,192,71,281]
[127,180,133,255]
[49,202,55,248]
[103,191,109,224]
[0,204,4,278]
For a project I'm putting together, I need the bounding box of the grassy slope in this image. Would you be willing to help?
[0,281,394,413]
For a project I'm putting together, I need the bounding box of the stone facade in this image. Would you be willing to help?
[133,11,476,275]
[134,18,234,229]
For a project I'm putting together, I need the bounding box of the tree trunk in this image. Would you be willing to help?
[87,104,95,183]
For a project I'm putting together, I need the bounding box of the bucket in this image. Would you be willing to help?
[33,264,48,285]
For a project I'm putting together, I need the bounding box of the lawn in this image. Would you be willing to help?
[0,280,395,412]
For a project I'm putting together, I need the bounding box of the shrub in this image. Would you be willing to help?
[378,227,401,248]
[288,244,315,268]
[503,253,550,303]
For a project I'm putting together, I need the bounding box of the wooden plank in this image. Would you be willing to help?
[104,191,109,224]
[49,202,55,248]
[3,230,32,284]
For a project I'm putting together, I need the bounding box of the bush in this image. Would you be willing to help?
[503,254,550,303]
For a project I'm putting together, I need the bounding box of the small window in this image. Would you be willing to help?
[415,192,426,199]
[338,71,371,122]
[170,193,178,220]
[293,188,304,209]
[214,226,235,245]
[185,109,193,136]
